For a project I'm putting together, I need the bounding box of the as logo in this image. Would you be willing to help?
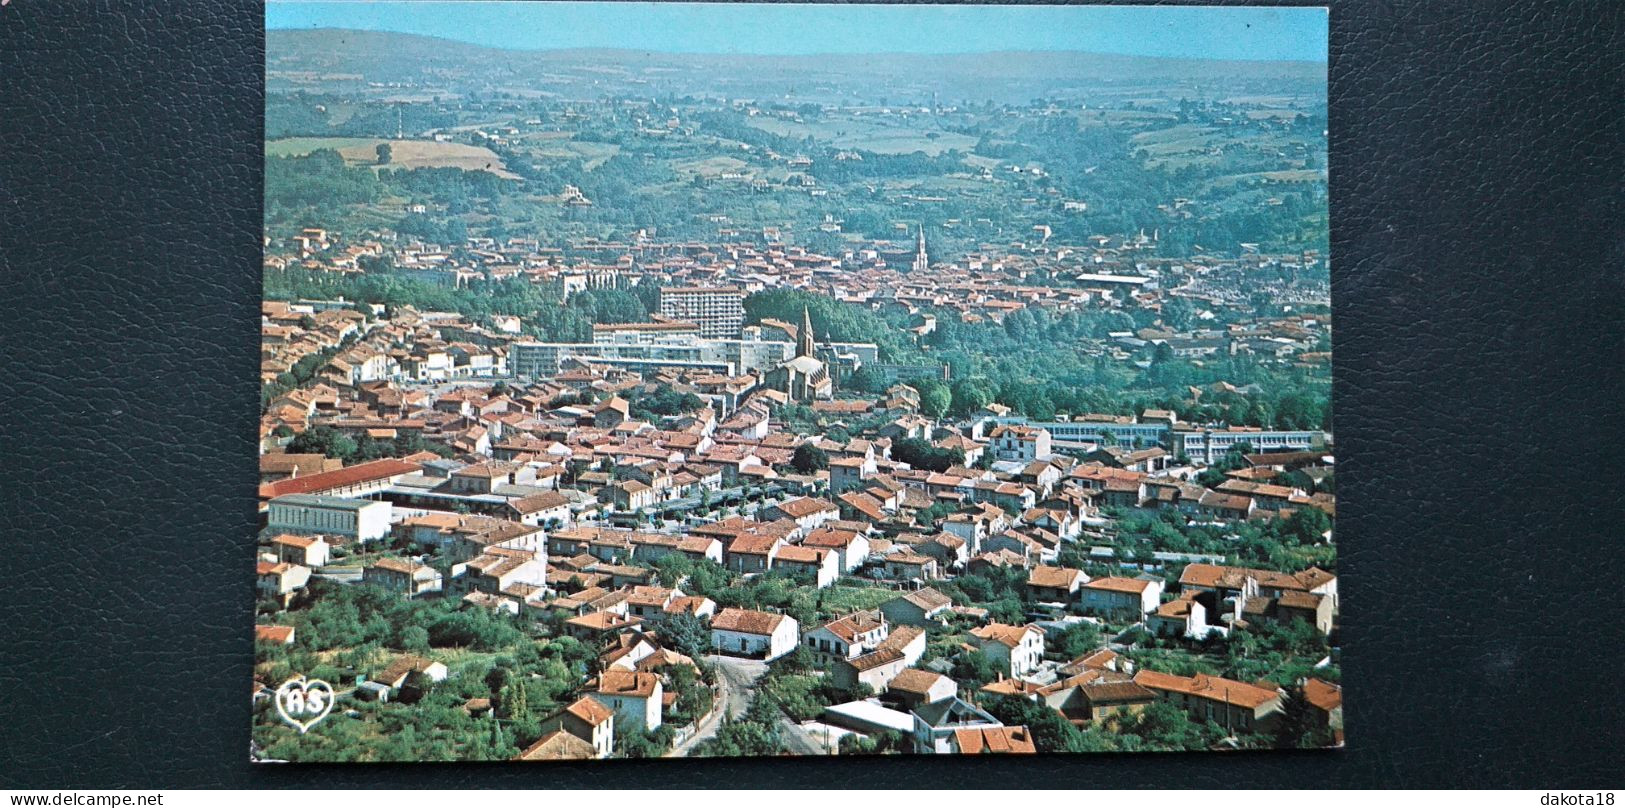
[274,677,335,734]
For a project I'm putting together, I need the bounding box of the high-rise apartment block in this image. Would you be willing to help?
[659,286,745,338]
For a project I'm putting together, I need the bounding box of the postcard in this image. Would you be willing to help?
[254,2,1335,762]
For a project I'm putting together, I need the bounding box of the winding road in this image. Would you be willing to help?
[666,654,828,757]
[777,715,828,756]
[668,654,765,757]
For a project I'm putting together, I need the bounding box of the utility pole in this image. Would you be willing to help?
[1224,687,1232,736]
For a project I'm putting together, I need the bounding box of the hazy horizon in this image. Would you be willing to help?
[266,3,1328,63]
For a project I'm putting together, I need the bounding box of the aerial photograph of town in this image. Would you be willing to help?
[254,2,1337,762]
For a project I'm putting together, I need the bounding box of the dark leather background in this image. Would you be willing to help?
[2,0,1621,789]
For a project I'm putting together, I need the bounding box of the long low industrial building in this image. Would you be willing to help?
[994,416,1326,465]
[511,335,878,379]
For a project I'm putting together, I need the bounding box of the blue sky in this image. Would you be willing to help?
[266,3,1327,62]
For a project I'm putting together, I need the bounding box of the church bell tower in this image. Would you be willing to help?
[796,306,817,358]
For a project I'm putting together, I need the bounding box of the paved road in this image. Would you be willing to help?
[777,717,828,756]
[666,655,830,757]
[668,654,767,757]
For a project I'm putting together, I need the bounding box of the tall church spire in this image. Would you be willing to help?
[796,306,816,358]
[912,224,929,273]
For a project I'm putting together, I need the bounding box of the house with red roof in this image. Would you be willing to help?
[539,696,616,759]
[970,623,1045,677]
[772,544,838,588]
[710,608,799,660]
[1134,670,1284,734]
[1079,576,1164,617]
[591,671,663,732]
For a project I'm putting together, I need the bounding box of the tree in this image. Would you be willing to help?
[1047,622,1104,660]
[1119,700,1222,751]
[949,651,1000,689]
[661,612,713,660]
[1281,506,1332,545]
[950,378,994,415]
[696,712,782,757]
[891,437,963,473]
[652,552,695,589]
[779,645,818,673]
[614,720,668,758]
[398,625,431,654]
[790,443,829,473]
[845,365,885,394]
[473,715,513,761]
[375,142,392,165]
[491,669,530,721]
[1163,295,1197,331]
[920,382,952,419]
[396,669,435,704]
[286,425,358,462]
[1273,684,1318,749]
[741,288,916,362]
[838,727,913,756]
[982,695,1116,753]
[664,664,713,725]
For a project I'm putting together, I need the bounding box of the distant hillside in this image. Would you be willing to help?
[267,27,1326,101]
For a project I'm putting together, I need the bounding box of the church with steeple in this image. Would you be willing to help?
[911,224,930,273]
[766,306,834,402]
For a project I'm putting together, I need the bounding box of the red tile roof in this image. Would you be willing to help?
[887,668,951,696]
[1303,677,1342,712]
[254,625,295,644]
[594,671,661,699]
[564,696,615,726]
[711,608,788,635]
[1028,565,1087,590]
[953,726,1037,754]
[971,623,1039,648]
[1084,576,1154,595]
[1133,670,1281,709]
[258,458,420,499]
[515,729,597,761]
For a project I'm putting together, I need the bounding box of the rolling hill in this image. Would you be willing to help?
[267,28,1326,104]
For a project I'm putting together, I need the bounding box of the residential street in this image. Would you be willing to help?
[668,654,766,757]
[777,716,828,756]
[667,654,828,757]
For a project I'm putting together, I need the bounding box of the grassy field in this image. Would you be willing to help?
[1203,169,1325,191]
[818,584,904,618]
[519,136,621,170]
[1129,123,1223,152]
[669,155,751,179]
[267,137,520,179]
[745,115,977,156]
[1219,95,1309,106]
[1072,109,1180,129]
[1130,124,1313,171]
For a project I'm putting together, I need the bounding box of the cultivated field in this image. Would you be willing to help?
[1130,124,1308,170]
[518,135,621,170]
[1203,169,1325,191]
[670,155,752,179]
[745,115,977,156]
[266,137,521,179]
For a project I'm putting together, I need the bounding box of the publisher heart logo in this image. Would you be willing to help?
[274,677,334,734]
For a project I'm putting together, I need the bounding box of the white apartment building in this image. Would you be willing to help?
[267,494,392,542]
[659,286,745,338]
[511,334,878,379]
